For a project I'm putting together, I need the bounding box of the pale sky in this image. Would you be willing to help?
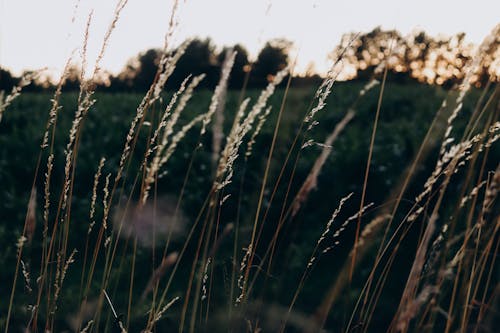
[0,0,499,78]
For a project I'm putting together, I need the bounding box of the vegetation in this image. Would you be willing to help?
[0,3,498,333]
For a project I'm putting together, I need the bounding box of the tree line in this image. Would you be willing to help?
[331,27,499,87]
[1,27,498,92]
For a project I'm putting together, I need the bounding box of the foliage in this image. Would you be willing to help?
[331,26,500,86]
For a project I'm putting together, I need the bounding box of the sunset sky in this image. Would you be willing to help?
[0,0,499,77]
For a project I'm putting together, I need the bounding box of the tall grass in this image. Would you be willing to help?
[0,3,498,333]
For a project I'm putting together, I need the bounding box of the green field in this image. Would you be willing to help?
[0,80,498,332]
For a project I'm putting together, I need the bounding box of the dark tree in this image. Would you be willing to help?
[251,39,292,87]
[330,27,484,87]
[167,38,219,89]
[0,67,18,91]
[217,44,250,89]
[134,49,162,90]
[114,39,220,91]
[117,48,161,91]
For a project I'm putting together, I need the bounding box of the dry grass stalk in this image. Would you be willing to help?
[41,55,74,149]
[318,194,354,245]
[308,192,354,268]
[142,76,192,203]
[396,285,438,332]
[485,121,500,147]
[103,289,127,332]
[293,78,379,216]
[159,113,206,168]
[311,213,391,330]
[481,163,500,220]
[158,74,206,151]
[303,57,349,130]
[102,173,112,230]
[201,257,212,301]
[246,106,272,159]
[20,260,32,293]
[61,92,95,207]
[215,67,289,191]
[116,39,190,184]
[26,187,37,244]
[396,166,456,331]
[242,67,289,132]
[214,98,251,190]
[0,70,43,123]
[61,12,97,211]
[150,74,206,183]
[292,110,355,216]
[235,245,253,306]
[460,180,487,208]
[153,0,184,102]
[7,3,144,331]
[356,213,392,249]
[92,0,129,77]
[16,236,27,253]
[212,50,235,169]
[411,122,500,222]
[283,199,374,332]
[53,249,78,309]
[88,157,105,234]
[322,202,375,255]
[148,296,180,328]
[412,127,495,260]
[79,320,93,333]
[141,252,178,301]
[202,50,237,135]
[154,40,191,102]
[43,154,54,240]
[79,10,92,82]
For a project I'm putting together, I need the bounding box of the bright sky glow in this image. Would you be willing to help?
[0,0,499,77]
